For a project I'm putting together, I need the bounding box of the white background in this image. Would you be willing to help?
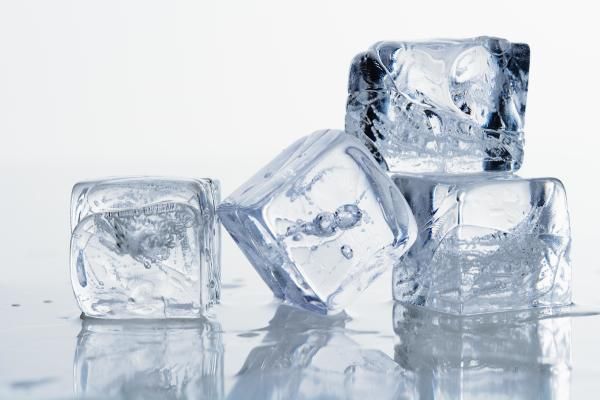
[1,1,600,398]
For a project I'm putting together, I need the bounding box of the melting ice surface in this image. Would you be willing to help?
[346,36,529,174]
[218,130,417,314]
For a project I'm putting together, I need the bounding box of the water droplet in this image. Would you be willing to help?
[301,222,317,235]
[286,225,300,236]
[313,212,336,236]
[209,280,216,289]
[310,245,318,251]
[292,233,303,241]
[264,172,273,179]
[335,204,362,229]
[341,245,354,259]
[143,261,152,269]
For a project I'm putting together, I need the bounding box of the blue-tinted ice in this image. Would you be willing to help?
[346,37,529,174]
[218,130,417,314]
[393,174,571,315]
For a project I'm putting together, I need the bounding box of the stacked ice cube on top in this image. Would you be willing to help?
[346,37,572,315]
[346,36,529,174]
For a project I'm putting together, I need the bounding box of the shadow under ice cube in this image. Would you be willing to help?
[393,174,571,315]
[70,177,220,319]
[346,36,529,174]
[218,130,416,314]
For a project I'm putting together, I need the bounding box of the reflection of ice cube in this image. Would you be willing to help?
[393,303,571,400]
[70,177,220,319]
[74,318,224,400]
[218,130,416,314]
[228,304,404,400]
[346,37,529,174]
[393,174,571,315]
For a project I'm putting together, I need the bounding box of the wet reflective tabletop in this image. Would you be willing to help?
[2,252,600,400]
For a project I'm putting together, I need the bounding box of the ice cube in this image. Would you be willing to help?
[346,36,529,174]
[228,304,404,399]
[74,318,224,398]
[392,174,571,315]
[70,177,220,319]
[218,130,417,314]
[393,303,571,399]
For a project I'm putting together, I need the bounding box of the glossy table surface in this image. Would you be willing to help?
[2,232,600,399]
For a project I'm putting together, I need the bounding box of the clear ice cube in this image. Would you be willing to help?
[70,177,220,319]
[218,130,417,314]
[392,174,571,315]
[346,36,529,174]
[74,319,224,398]
[393,303,571,399]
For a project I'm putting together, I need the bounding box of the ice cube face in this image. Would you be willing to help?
[70,177,220,319]
[218,130,417,314]
[392,174,571,315]
[346,36,530,174]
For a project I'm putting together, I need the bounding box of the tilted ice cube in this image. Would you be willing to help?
[393,303,571,399]
[228,304,404,400]
[218,130,416,314]
[346,37,529,173]
[74,318,224,399]
[392,174,571,315]
[70,177,220,319]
